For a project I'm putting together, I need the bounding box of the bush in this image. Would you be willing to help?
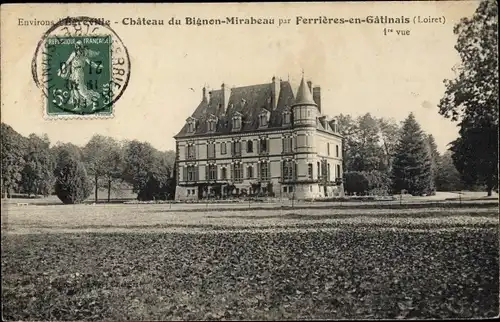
[54,149,91,204]
[364,170,392,195]
[344,171,369,195]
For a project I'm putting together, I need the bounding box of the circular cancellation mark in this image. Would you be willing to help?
[31,16,131,117]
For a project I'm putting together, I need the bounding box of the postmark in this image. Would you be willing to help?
[32,16,131,119]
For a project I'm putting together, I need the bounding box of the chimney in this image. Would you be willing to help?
[202,86,209,103]
[313,86,321,113]
[221,83,231,114]
[271,76,280,110]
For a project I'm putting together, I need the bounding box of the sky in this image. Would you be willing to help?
[1,2,480,153]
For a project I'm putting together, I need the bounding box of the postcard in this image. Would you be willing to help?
[1,1,498,321]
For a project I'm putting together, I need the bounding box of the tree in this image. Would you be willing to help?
[1,123,27,197]
[438,0,498,196]
[336,114,358,172]
[350,113,385,172]
[122,140,157,196]
[21,134,55,197]
[137,150,176,201]
[436,151,465,191]
[377,117,401,171]
[53,145,91,204]
[83,135,123,203]
[337,114,400,173]
[426,134,440,190]
[450,126,498,193]
[391,113,435,196]
[52,142,84,162]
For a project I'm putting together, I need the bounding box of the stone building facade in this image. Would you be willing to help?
[174,74,344,200]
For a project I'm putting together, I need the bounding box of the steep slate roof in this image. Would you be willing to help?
[294,76,317,107]
[174,78,339,139]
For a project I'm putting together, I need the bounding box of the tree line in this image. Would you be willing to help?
[2,0,497,202]
[1,123,176,204]
[337,0,498,197]
[336,113,465,196]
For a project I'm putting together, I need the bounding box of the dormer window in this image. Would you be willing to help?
[283,110,291,125]
[232,111,242,131]
[207,114,218,133]
[208,121,216,132]
[186,117,197,133]
[259,108,270,128]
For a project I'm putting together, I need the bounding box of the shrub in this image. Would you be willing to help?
[344,171,369,195]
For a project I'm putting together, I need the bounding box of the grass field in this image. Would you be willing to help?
[1,202,499,320]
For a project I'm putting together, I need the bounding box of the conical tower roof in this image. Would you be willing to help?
[293,74,317,106]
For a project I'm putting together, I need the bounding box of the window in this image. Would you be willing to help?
[232,117,241,130]
[186,144,196,160]
[247,140,253,153]
[336,164,341,179]
[208,120,216,132]
[221,142,227,155]
[283,111,291,125]
[283,186,288,193]
[336,145,339,157]
[187,189,190,195]
[207,142,215,159]
[232,140,241,156]
[187,121,195,133]
[282,160,294,181]
[247,166,254,179]
[260,162,269,181]
[317,162,321,179]
[327,143,330,156]
[233,163,242,182]
[321,160,328,181]
[208,164,217,180]
[186,165,196,181]
[282,137,292,153]
[308,163,313,179]
[221,167,227,180]
[259,114,268,127]
[259,138,268,154]
[327,163,331,181]
[289,186,294,193]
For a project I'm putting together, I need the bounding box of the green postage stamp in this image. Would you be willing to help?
[32,17,131,119]
[47,36,112,115]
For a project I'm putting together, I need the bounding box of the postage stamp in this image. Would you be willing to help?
[31,16,131,119]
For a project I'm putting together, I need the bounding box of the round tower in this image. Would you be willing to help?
[292,74,318,127]
[291,73,320,199]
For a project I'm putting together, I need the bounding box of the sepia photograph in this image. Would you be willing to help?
[1,1,498,320]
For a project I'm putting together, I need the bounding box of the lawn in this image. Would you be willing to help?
[1,204,499,320]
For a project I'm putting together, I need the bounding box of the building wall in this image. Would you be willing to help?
[174,124,344,200]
